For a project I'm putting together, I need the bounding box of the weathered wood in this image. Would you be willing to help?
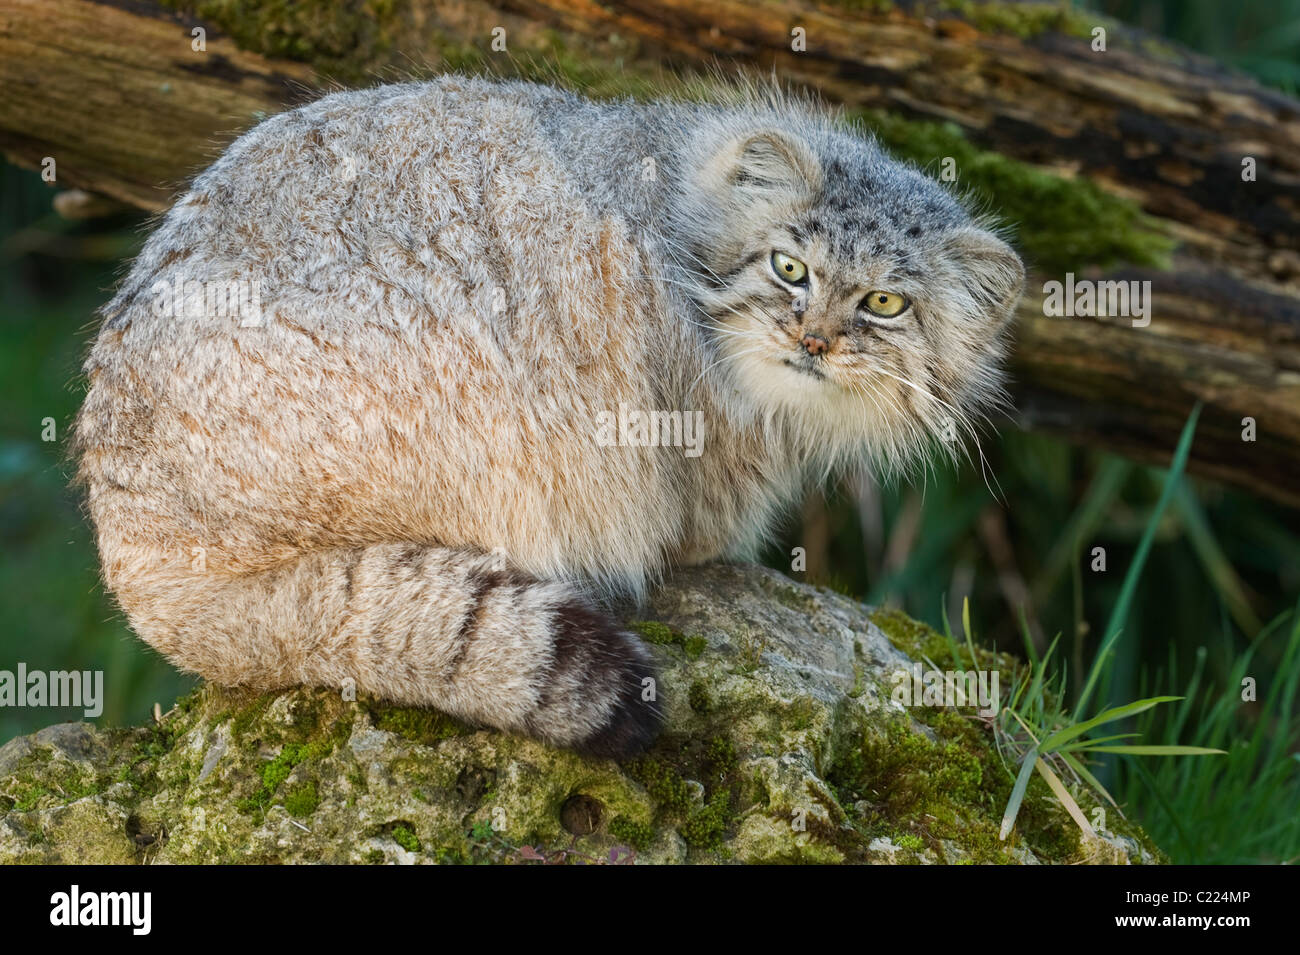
[1011,268,1300,508]
[0,0,311,210]
[2,0,1298,504]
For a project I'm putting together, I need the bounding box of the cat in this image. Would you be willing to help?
[74,75,1024,758]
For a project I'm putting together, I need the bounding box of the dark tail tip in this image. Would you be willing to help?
[575,672,666,760]
[546,600,667,760]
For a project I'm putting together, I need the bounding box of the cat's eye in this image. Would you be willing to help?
[862,290,909,318]
[771,251,808,285]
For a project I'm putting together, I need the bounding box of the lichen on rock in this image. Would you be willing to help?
[0,564,1159,864]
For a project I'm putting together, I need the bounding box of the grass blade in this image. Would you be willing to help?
[1075,403,1202,717]
[1084,745,1226,756]
[1042,696,1183,752]
[1035,757,1096,839]
[1000,745,1038,840]
[1059,733,1141,752]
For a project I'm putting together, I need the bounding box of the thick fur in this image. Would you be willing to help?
[74,75,1023,757]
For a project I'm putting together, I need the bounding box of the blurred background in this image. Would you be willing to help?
[1,0,1297,862]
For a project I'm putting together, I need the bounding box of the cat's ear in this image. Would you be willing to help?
[701,130,822,199]
[943,227,1025,322]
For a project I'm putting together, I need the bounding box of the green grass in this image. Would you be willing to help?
[1115,607,1300,863]
[1074,404,1202,717]
[877,408,1298,863]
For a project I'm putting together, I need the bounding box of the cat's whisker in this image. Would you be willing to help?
[689,342,769,393]
[864,365,1004,502]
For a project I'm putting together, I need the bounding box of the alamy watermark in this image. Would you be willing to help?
[50,885,151,935]
[0,664,103,718]
[150,276,264,327]
[890,662,1000,717]
[595,403,705,458]
[1042,273,1151,328]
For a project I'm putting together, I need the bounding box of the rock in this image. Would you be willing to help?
[0,563,1160,864]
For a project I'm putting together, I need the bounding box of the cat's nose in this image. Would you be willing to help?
[801,334,829,356]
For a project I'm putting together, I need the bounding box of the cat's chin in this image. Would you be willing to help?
[779,356,829,382]
[723,345,828,403]
[728,349,872,433]
[733,352,920,459]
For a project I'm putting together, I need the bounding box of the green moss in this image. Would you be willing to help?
[236,711,349,815]
[735,629,769,674]
[391,824,421,853]
[895,833,925,851]
[857,110,1175,274]
[609,815,654,850]
[769,583,821,613]
[229,694,273,740]
[630,621,707,660]
[872,607,959,667]
[865,613,1152,862]
[625,734,749,856]
[848,662,867,699]
[157,0,671,100]
[238,745,297,813]
[9,782,49,812]
[630,620,676,645]
[831,717,1001,862]
[128,691,206,770]
[936,1,1096,40]
[345,766,369,794]
[288,693,327,734]
[681,791,731,850]
[367,703,474,745]
[326,711,356,748]
[628,757,692,815]
[284,781,320,818]
[158,0,405,85]
[823,0,1097,40]
[780,697,820,733]
[0,743,116,813]
[828,706,1094,864]
[687,680,712,714]
[364,848,385,864]
[706,736,738,775]
[827,0,897,13]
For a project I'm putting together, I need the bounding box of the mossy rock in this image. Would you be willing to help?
[0,564,1159,864]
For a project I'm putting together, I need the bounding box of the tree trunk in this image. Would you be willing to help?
[3,0,1298,505]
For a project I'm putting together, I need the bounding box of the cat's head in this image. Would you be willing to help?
[675,115,1024,474]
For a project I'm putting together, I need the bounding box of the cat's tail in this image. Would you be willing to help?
[109,543,664,758]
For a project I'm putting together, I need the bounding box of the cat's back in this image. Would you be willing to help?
[77,76,683,581]
[100,77,591,335]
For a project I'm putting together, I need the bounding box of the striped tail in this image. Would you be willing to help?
[111,543,664,758]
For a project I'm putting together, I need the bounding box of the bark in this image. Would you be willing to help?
[0,0,311,210]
